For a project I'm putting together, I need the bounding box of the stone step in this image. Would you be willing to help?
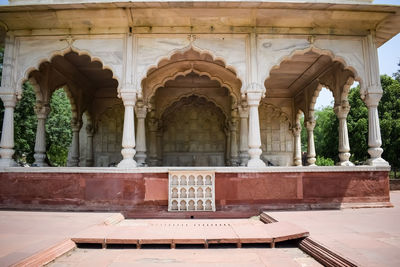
[71,220,309,249]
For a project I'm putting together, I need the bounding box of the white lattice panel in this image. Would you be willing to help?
[168,171,216,212]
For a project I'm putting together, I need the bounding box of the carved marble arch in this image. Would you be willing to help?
[263,46,360,101]
[27,76,78,119]
[141,46,242,108]
[18,47,120,98]
[156,91,230,121]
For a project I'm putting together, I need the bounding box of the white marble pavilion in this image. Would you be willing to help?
[0,0,399,168]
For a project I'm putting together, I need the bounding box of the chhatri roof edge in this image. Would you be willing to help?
[0,1,399,47]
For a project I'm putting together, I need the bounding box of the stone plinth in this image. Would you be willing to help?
[0,167,390,218]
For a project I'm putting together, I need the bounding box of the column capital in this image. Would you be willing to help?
[34,103,51,119]
[86,123,95,136]
[238,105,249,118]
[246,91,263,106]
[305,120,316,131]
[363,92,382,108]
[120,91,137,106]
[292,124,301,137]
[334,102,350,119]
[135,104,147,119]
[0,93,17,108]
[71,118,82,132]
[230,117,239,131]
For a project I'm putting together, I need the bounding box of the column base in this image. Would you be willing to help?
[0,148,17,167]
[367,147,389,166]
[0,158,17,167]
[337,160,354,166]
[366,157,389,167]
[307,157,316,166]
[247,158,266,167]
[117,158,137,168]
[293,158,302,166]
[33,153,49,167]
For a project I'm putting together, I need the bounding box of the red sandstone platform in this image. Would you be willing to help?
[70,219,309,249]
[0,166,391,217]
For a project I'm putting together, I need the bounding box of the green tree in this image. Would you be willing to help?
[347,86,369,164]
[14,83,37,163]
[379,75,400,176]
[393,61,400,82]
[314,107,339,162]
[45,88,72,166]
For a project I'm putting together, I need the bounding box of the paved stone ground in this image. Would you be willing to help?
[1,191,400,266]
[0,211,120,266]
[47,247,320,267]
[268,190,400,267]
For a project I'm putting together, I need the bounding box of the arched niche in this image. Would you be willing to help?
[160,95,227,167]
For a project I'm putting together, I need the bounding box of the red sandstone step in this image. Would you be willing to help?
[71,225,116,244]
[231,224,273,244]
[203,225,239,244]
[261,221,309,242]
[71,220,309,248]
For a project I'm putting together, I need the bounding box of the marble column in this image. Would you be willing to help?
[117,92,137,168]
[147,110,158,166]
[156,130,163,166]
[85,122,94,167]
[225,127,231,166]
[68,119,82,167]
[238,105,249,166]
[230,109,240,166]
[292,123,302,166]
[0,94,17,167]
[334,102,354,166]
[247,90,266,167]
[364,93,389,166]
[135,104,147,166]
[33,103,50,166]
[305,119,316,166]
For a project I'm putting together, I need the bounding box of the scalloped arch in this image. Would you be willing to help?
[158,92,230,121]
[141,45,242,105]
[259,101,291,127]
[152,68,239,107]
[17,47,120,98]
[263,46,362,91]
[145,44,240,79]
[308,83,324,117]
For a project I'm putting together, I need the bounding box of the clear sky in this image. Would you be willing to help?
[0,0,398,108]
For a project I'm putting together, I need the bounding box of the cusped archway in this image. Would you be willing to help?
[23,50,121,167]
[263,47,359,166]
[161,95,227,166]
[141,47,242,108]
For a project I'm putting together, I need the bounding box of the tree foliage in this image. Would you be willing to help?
[379,75,400,171]
[314,107,339,163]
[14,83,37,163]
[45,88,72,166]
